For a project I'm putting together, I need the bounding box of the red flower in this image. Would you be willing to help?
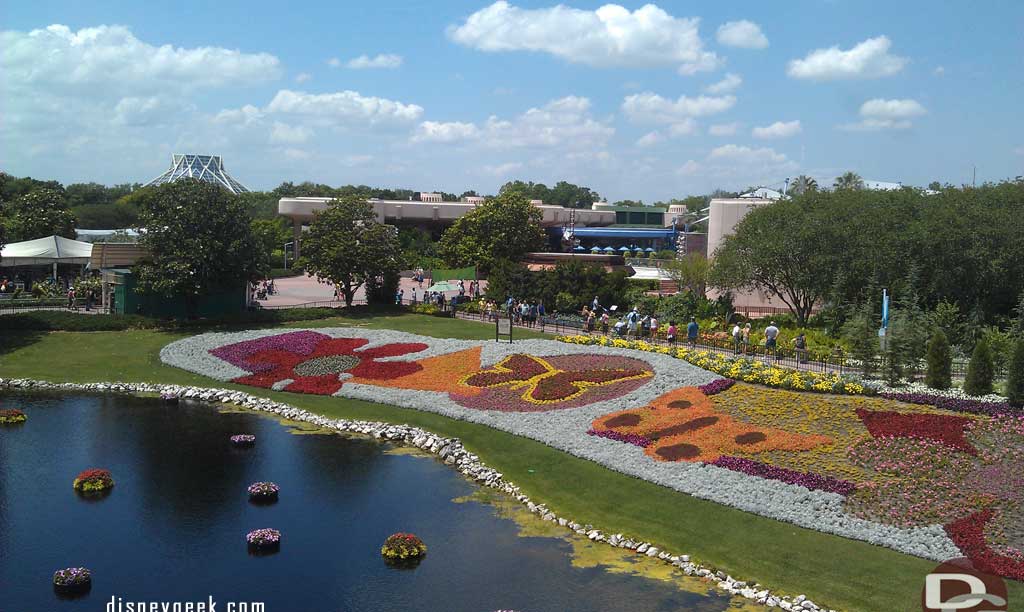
[228,335,428,396]
[856,409,977,455]
[946,509,1024,581]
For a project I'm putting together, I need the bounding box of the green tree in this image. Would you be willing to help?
[881,309,915,385]
[709,198,834,325]
[663,252,710,293]
[1006,338,1024,407]
[842,301,878,376]
[296,196,401,306]
[72,202,141,229]
[4,188,77,241]
[789,175,818,195]
[963,338,995,396]
[134,179,265,316]
[925,329,952,389]
[437,191,545,272]
[833,171,864,191]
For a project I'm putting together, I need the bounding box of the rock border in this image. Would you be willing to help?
[1,377,835,611]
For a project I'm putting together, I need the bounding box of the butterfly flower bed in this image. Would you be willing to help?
[556,335,875,396]
[247,481,279,502]
[0,408,27,424]
[230,434,256,447]
[381,532,427,562]
[163,328,1024,575]
[72,468,114,493]
[52,567,91,595]
[246,528,281,552]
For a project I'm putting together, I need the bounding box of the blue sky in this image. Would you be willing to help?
[3,0,1022,201]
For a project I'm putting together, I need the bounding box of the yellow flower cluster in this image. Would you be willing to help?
[556,335,871,396]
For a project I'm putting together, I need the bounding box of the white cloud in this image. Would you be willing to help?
[839,98,927,131]
[412,121,481,143]
[483,161,524,176]
[412,96,614,150]
[1015,147,1024,156]
[668,119,697,137]
[622,92,736,125]
[716,20,768,49]
[294,72,312,83]
[266,89,423,123]
[676,160,701,176]
[787,36,907,80]
[704,73,742,94]
[933,65,945,76]
[113,96,182,126]
[270,121,313,144]
[708,122,739,136]
[346,53,403,69]
[447,1,720,74]
[0,24,282,93]
[635,131,663,147]
[752,120,802,139]
[327,57,342,68]
[213,104,263,126]
[699,144,799,184]
[710,144,790,164]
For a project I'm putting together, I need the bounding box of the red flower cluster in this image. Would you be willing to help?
[856,409,977,455]
[946,510,1024,581]
[75,468,112,483]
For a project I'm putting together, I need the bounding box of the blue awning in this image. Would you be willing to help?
[572,227,676,239]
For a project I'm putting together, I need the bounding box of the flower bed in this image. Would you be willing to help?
[161,328,1024,576]
[246,528,281,552]
[556,335,874,396]
[72,468,114,493]
[52,567,91,595]
[381,532,427,562]
[247,481,279,502]
[230,434,256,447]
[0,408,27,424]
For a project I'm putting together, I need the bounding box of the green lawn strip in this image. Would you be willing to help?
[2,315,1020,611]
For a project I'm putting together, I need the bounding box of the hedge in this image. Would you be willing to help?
[0,306,405,332]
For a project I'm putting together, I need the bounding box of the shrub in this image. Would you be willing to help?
[1007,338,1024,408]
[247,481,280,502]
[52,567,91,594]
[964,338,995,396]
[0,408,27,424]
[381,533,427,562]
[230,434,256,447]
[925,329,953,389]
[73,468,114,493]
[0,306,353,332]
[246,528,281,551]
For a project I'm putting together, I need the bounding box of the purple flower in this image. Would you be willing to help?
[710,456,858,496]
[699,378,735,396]
[587,428,652,447]
[246,528,281,546]
[230,434,256,446]
[880,392,1017,416]
[53,567,91,587]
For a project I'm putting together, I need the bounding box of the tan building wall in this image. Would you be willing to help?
[706,197,779,312]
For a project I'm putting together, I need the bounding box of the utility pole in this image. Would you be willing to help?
[973,165,977,187]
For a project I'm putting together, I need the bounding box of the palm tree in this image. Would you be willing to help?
[789,175,818,195]
[833,171,864,191]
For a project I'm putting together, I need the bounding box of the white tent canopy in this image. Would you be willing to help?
[0,235,94,266]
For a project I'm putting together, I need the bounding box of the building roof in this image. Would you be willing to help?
[144,154,249,194]
[0,235,93,266]
[863,179,903,191]
[570,227,676,239]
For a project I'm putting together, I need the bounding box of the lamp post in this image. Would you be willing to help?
[283,241,294,269]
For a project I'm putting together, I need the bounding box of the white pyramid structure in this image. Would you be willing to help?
[144,154,249,194]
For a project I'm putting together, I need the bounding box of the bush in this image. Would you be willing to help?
[1007,338,1024,408]
[73,468,114,493]
[964,338,995,396]
[0,408,27,424]
[381,533,427,561]
[268,268,303,278]
[0,306,356,332]
[925,329,952,389]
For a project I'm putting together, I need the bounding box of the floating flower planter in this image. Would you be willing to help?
[0,408,27,424]
[72,468,114,494]
[160,392,179,404]
[52,567,91,597]
[381,533,427,567]
[246,528,281,554]
[247,481,279,503]
[230,434,256,447]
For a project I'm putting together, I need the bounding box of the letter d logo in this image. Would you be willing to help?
[922,561,1008,612]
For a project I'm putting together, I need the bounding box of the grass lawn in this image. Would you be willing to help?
[1,312,1019,611]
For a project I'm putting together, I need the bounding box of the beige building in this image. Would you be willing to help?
[706,197,779,312]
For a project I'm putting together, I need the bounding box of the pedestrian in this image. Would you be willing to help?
[649,314,659,341]
[67,287,77,311]
[627,308,639,338]
[742,323,752,355]
[600,310,610,335]
[765,321,780,359]
[793,332,808,363]
[667,320,677,346]
[732,322,743,353]
[591,295,600,311]
[411,288,417,305]
[686,317,699,347]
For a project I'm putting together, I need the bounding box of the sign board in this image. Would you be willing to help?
[496,316,513,343]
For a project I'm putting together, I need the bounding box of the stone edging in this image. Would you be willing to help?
[0,377,836,612]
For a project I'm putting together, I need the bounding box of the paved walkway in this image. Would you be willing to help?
[259,274,486,308]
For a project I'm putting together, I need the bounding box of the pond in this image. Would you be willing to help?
[0,393,748,612]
